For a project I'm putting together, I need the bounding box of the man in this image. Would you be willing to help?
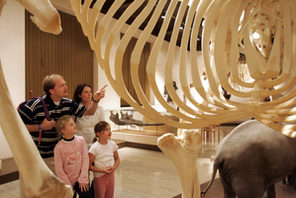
[18,74,106,169]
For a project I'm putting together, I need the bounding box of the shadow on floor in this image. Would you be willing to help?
[174,178,296,198]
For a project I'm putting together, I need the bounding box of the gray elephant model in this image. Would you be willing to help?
[201,119,296,198]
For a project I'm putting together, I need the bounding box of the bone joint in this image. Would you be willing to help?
[158,131,202,198]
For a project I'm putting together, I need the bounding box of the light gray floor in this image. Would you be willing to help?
[0,146,216,198]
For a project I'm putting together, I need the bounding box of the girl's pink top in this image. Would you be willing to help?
[54,135,89,187]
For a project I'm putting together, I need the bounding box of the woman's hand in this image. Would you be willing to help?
[93,84,107,101]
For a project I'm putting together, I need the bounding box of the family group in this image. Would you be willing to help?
[18,74,120,198]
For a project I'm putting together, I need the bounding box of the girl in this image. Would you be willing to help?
[89,121,120,198]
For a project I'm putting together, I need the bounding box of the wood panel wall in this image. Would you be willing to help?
[121,37,151,107]
[25,11,93,99]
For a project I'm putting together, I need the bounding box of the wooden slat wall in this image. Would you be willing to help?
[121,37,150,107]
[25,11,93,99]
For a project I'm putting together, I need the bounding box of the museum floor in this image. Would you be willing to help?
[0,146,216,198]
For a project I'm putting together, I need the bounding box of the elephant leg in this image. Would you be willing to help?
[218,173,235,198]
[263,185,275,198]
[288,173,296,190]
[232,178,265,198]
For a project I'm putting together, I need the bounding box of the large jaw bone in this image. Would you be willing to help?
[0,62,72,197]
[12,0,62,34]
[157,131,202,198]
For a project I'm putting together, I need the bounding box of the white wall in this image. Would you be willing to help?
[95,30,121,110]
[0,1,25,160]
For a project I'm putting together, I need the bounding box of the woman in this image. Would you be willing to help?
[73,83,105,147]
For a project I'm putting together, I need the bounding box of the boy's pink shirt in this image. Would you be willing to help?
[54,135,89,187]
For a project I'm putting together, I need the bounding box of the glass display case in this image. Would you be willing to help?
[105,107,178,137]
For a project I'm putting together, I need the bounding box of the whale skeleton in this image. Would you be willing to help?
[71,0,296,135]
[0,0,295,197]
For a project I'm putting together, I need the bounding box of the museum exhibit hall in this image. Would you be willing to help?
[1,0,296,198]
